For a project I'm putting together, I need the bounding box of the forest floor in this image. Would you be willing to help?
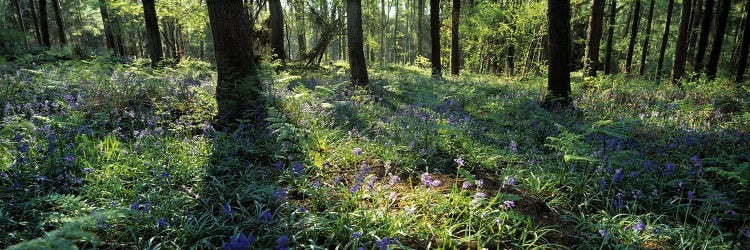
[2,56,750,249]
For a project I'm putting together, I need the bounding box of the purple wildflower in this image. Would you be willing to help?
[462,181,472,189]
[259,211,273,225]
[476,192,487,198]
[509,141,518,152]
[503,200,516,209]
[223,233,254,250]
[375,237,396,250]
[82,168,94,174]
[687,191,695,200]
[353,148,363,156]
[222,202,233,219]
[292,162,304,177]
[599,229,610,239]
[157,217,168,229]
[612,169,623,183]
[634,220,646,232]
[475,179,484,188]
[388,175,400,186]
[275,161,283,171]
[352,232,363,239]
[274,235,289,250]
[454,157,465,167]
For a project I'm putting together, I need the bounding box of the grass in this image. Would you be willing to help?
[1,56,749,249]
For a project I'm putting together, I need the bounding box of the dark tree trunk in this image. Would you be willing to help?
[418,0,424,58]
[51,0,65,45]
[583,0,606,77]
[142,0,163,67]
[638,0,655,76]
[737,1,750,82]
[430,0,441,77]
[113,17,125,56]
[507,24,516,76]
[705,0,731,79]
[656,0,675,78]
[604,0,617,75]
[625,0,641,74]
[450,0,460,75]
[29,0,42,45]
[546,0,572,107]
[295,0,307,60]
[347,0,369,86]
[269,0,286,61]
[39,0,50,48]
[693,0,714,72]
[671,0,693,84]
[11,0,28,49]
[687,0,703,57]
[98,0,116,53]
[206,0,263,128]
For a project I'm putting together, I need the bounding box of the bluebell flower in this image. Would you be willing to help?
[509,141,518,152]
[687,191,695,200]
[475,179,484,188]
[506,177,517,186]
[352,232,363,239]
[273,188,287,202]
[222,202,233,219]
[157,217,168,228]
[634,220,646,232]
[353,148,363,156]
[110,200,118,207]
[82,168,94,174]
[274,235,289,250]
[454,157,465,167]
[260,211,273,225]
[375,237,396,250]
[275,161,283,171]
[503,200,516,209]
[130,201,140,210]
[223,233,254,250]
[612,169,623,183]
[293,162,304,178]
[161,171,170,179]
[599,229,610,239]
[388,175,400,186]
[462,181,472,189]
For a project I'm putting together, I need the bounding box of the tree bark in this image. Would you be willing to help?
[430,0,441,77]
[687,0,703,57]
[29,0,42,45]
[638,0,655,76]
[39,0,50,48]
[296,0,307,60]
[705,0,730,79]
[348,0,369,86]
[142,0,163,67]
[269,0,286,61]
[625,0,641,74]
[206,0,263,128]
[656,0,674,79]
[546,0,572,107]
[671,0,693,84]
[604,0,617,75]
[417,0,424,58]
[98,0,116,53]
[737,1,750,82]
[51,0,65,45]
[450,0,460,75]
[583,0,606,77]
[693,0,714,72]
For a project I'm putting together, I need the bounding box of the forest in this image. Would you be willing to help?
[1,0,750,248]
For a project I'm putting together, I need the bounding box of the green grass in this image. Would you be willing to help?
[1,57,749,249]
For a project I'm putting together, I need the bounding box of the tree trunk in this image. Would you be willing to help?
[206,0,263,128]
[430,0,441,77]
[687,0,703,57]
[656,0,675,79]
[348,0,369,86]
[671,0,693,84]
[51,0,65,46]
[39,0,50,48]
[269,0,286,61]
[296,0,307,60]
[417,0,424,58]
[142,0,163,66]
[604,0,617,75]
[450,0,460,75]
[98,0,116,53]
[638,0,655,76]
[394,0,400,64]
[546,0,572,107]
[507,24,516,76]
[737,1,750,82]
[583,0,606,77]
[29,0,42,45]
[693,0,714,72]
[11,0,29,49]
[705,0,730,79]
[625,0,641,74]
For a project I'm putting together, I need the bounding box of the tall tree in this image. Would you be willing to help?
[39,0,50,48]
[450,0,460,75]
[206,0,263,127]
[347,0,369,85]
[430,0,440,77]
[638,0,655,76]
[29,0,42,44]
[737,1,750,82]
[705,0,731,79]
[269,0,286,61]
[693,0,714,72]
[10,0,28,49]
[51,0,65,45]
[656,0,675,78]
[583,0,606,77]
[671,0,693,84]
[604,0,617,75]
[417,0,424,58]
[546,0,572,107]
[98,0,116,53]
[625,0,641,74]
[142,0,163,66]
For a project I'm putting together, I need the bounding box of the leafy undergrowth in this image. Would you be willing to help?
[1,58,749,249]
